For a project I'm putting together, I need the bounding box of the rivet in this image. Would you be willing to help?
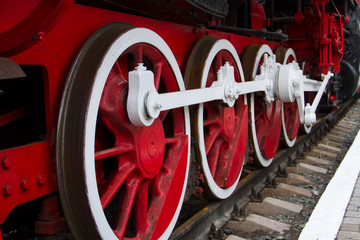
[33,31,46,41]
[1,157,11,169]
[3,184,13,196]
[21,179,30,191]
[37,175,46,185]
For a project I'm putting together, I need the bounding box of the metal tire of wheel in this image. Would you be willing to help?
[242,44,282,167]
[275,46,300,147]
[184,36,248,199]
[57,23,191,240]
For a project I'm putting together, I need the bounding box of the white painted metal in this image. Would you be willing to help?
[303,78,323,92]
[303,71,333,127]
[278,48,298,147]
[83,27,191,240]
[253,53,279,103]
[276,59,333,127]
[127,43,333,130]
[195,39,246,199]
[281,103,296,147]
[128,59,267,127]
[248,44,275,167]
[310,72,334,114]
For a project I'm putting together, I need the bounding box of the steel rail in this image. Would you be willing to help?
[170,97,356,240]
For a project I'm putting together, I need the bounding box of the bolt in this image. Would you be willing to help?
[217,229,226,239]
[21,179,30,191]
[217,70,223,81]
[209,223,217,235]
[266,83,272,91]
[33,31,46,41]
[37,175,46,185]
[135,63,146,71]
[155,102,162,110]
[3,184,13,196]
[292,79,299,87]
[1,157,11,169]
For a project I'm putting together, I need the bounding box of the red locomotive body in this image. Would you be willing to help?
[0,0,358,239]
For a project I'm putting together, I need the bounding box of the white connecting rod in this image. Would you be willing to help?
[127,63,266,126]
[127,62,332,127]
[303,71,333,126]
[277,61,333,126]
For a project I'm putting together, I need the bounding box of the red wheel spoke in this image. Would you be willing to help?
[262,100,282,158]
[59,27,188,240]
[164,137,180,145]
[100,159,136,209]
[153,61,164,90]
[159,109,170,122]
[203,116,219,126]
[284,102,299,140]
[144,134,188,239]
[135,180,151,233]
[114,61,125,80]
[207,138,224,177]
[134,46,143,64]
[213,143,232,184]
[204,103,221,126]
[255,111,263,122]
[255,113,266,135]
[254,101,266,122]
[205,127,221,154]
[95,144,134,161]
[113,173,143,238]
[214,51,223,70]
[163,134,188,168]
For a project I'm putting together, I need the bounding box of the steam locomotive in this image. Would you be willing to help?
[0,0,359,239]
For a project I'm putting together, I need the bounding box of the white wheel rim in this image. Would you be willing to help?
[197,39,246,199]
[249,44,274,167]
[279,48,298,147]
[303,124,312,134]
[83,28,190,240]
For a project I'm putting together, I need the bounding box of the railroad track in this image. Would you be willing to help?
[3,98,359,240]
[171,96,360,240]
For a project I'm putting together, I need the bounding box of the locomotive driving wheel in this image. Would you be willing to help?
[184,36,248,199]
[57,23,190,240]
[242,44,282,167]
[275,46,300,147]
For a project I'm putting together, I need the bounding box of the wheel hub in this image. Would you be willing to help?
[222,107,235,138]
[138,119,165,175]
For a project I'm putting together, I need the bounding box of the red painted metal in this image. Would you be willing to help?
[203,51,248,188]
[286,0,346,76]
[34,196,68,235]
[96,42,189,239]
[0,141,55,224]
[283,102,300,141]
[0,0,74,57]
[0,0,345,236]
[281,53,300,143]
[0,2,277,228]
[251,0,266,30]
[0,106,31,127]
[255,100,282,159]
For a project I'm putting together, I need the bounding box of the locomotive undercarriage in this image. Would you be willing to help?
[0,0,359,240]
